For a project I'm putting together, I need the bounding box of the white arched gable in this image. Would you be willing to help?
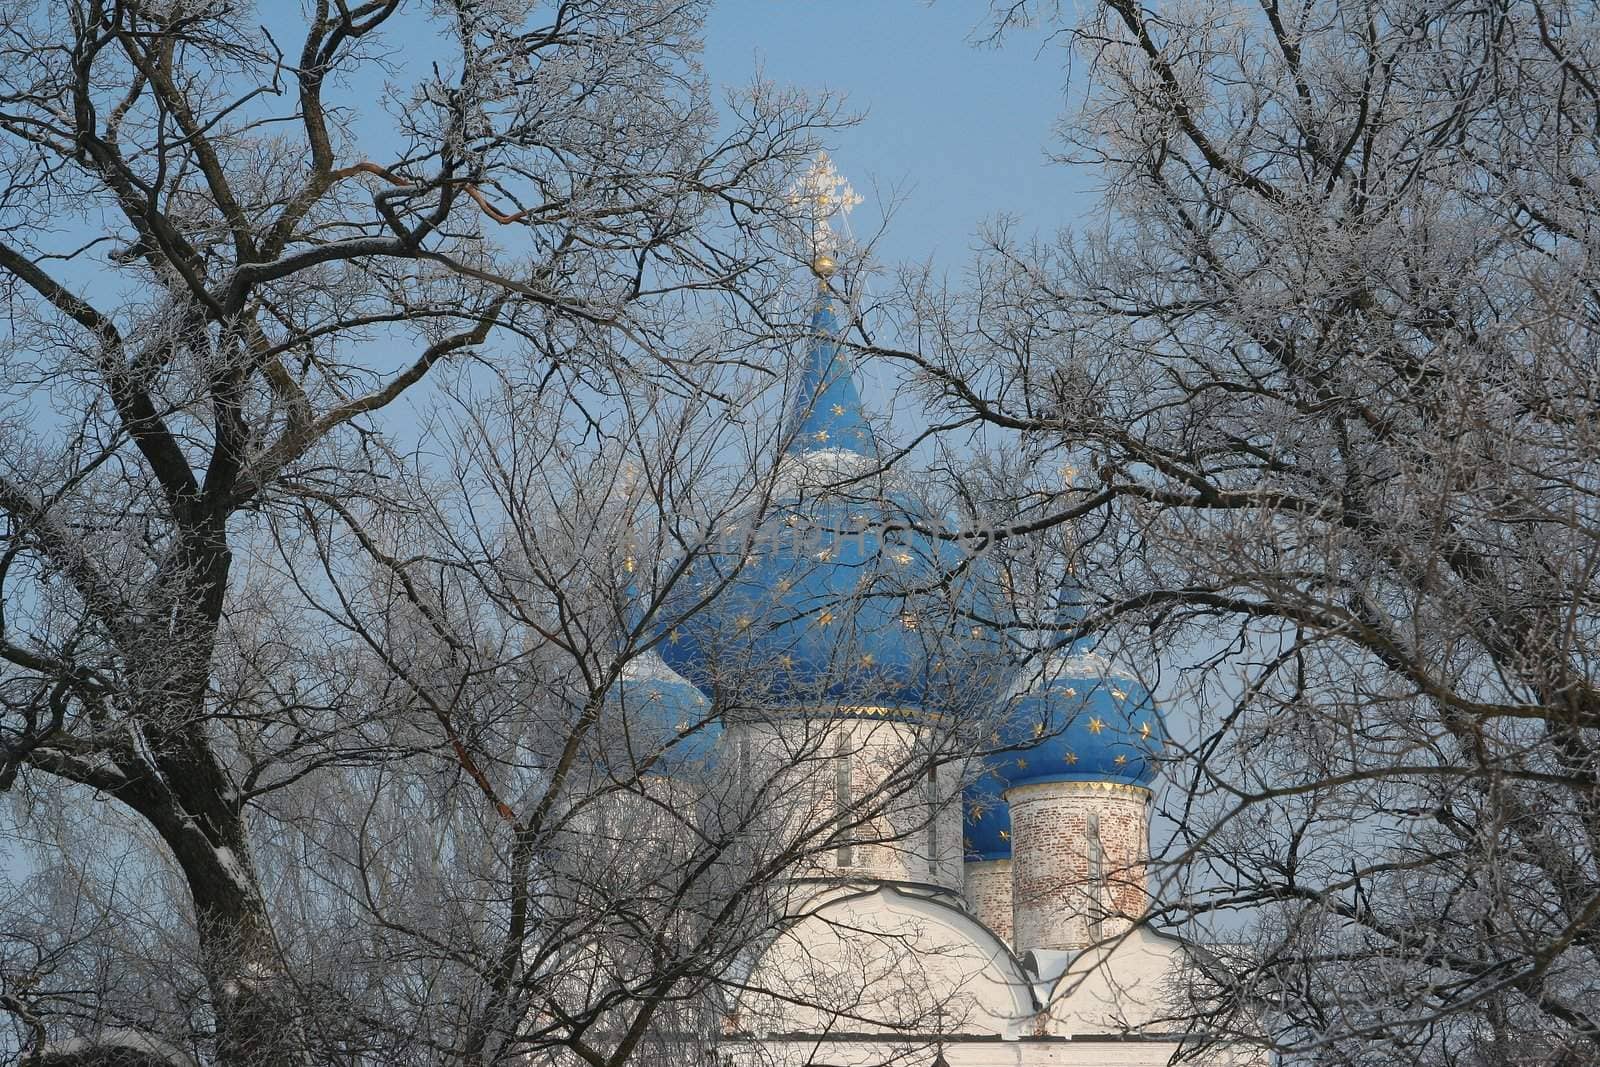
[1044,927,1187,1036]
[737,885,1038,1041]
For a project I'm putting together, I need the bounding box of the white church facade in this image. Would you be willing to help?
[597,158,1263,1067]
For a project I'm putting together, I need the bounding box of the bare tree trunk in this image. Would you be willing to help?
[0,1,842,1062]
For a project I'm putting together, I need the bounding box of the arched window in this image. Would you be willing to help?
[1086,812,1104,940]
[834,734,853,868]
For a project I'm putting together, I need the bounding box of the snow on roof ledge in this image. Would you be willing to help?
[1020,947,1077,1001]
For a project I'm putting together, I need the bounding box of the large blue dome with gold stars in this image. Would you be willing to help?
[963,766,1013,862]
[656,297,1015,717]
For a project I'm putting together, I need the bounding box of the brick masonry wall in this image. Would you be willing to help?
[1007,781,1151,953]
[962,858,1014,945]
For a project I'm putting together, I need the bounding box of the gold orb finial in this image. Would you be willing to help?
[812,252,837,278]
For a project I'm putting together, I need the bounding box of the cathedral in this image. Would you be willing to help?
[599,159,1260,1067]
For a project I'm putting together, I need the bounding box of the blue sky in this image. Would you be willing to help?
[699,3,1098,461]
[703,3,1092,275]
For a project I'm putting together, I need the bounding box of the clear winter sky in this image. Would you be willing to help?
[703,2,1094,277]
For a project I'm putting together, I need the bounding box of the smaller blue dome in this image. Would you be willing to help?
[1001,654,1167,789]
[964,654,1168,861]
[601,653,722,778]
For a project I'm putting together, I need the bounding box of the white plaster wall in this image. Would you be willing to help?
[1044,928,1186,1037]
[725,1036,1190,1067]
[738,886,1035,1041]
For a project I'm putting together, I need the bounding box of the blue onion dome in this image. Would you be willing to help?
[998,651,1167,789]
[599,651,722,778]
[963,765,1013,861]
[964,580,1165,859]
[655,296,1016,718]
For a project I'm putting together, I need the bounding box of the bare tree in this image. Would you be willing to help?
[0,0,874,1062]
[185,336,1016,1067]
[866,0,1600,1062]
[284,324,1024,1061]
[0,6,1013,1057]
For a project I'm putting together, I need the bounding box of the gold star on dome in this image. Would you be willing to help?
[735,615,752,631]
[1015,757,1028,770]
[998,830,1009,841]
[1114,754,1128,766]
[1112,688,1128,701]
[667,629,681,644]
[775,577,792,593]
[991,731,1001,744]
[646,688,663,701]
[1064,687,1078,698]
[778,654,795,669]
[831,403,846,416]
[969,626,984,639]
[1064,751,1078,765]
[900,613,919,630]
[815,548,833,562]
[817,609,835,628]
[969,801,986,819]
[1032,721,1045,738]
[814,429,829,443]
[860,653,874,667]
[1087,717,1106,734]
[1139,721,1153,739]
[893,551,912,565]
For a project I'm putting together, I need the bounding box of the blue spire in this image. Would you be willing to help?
[783,297,877,456]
